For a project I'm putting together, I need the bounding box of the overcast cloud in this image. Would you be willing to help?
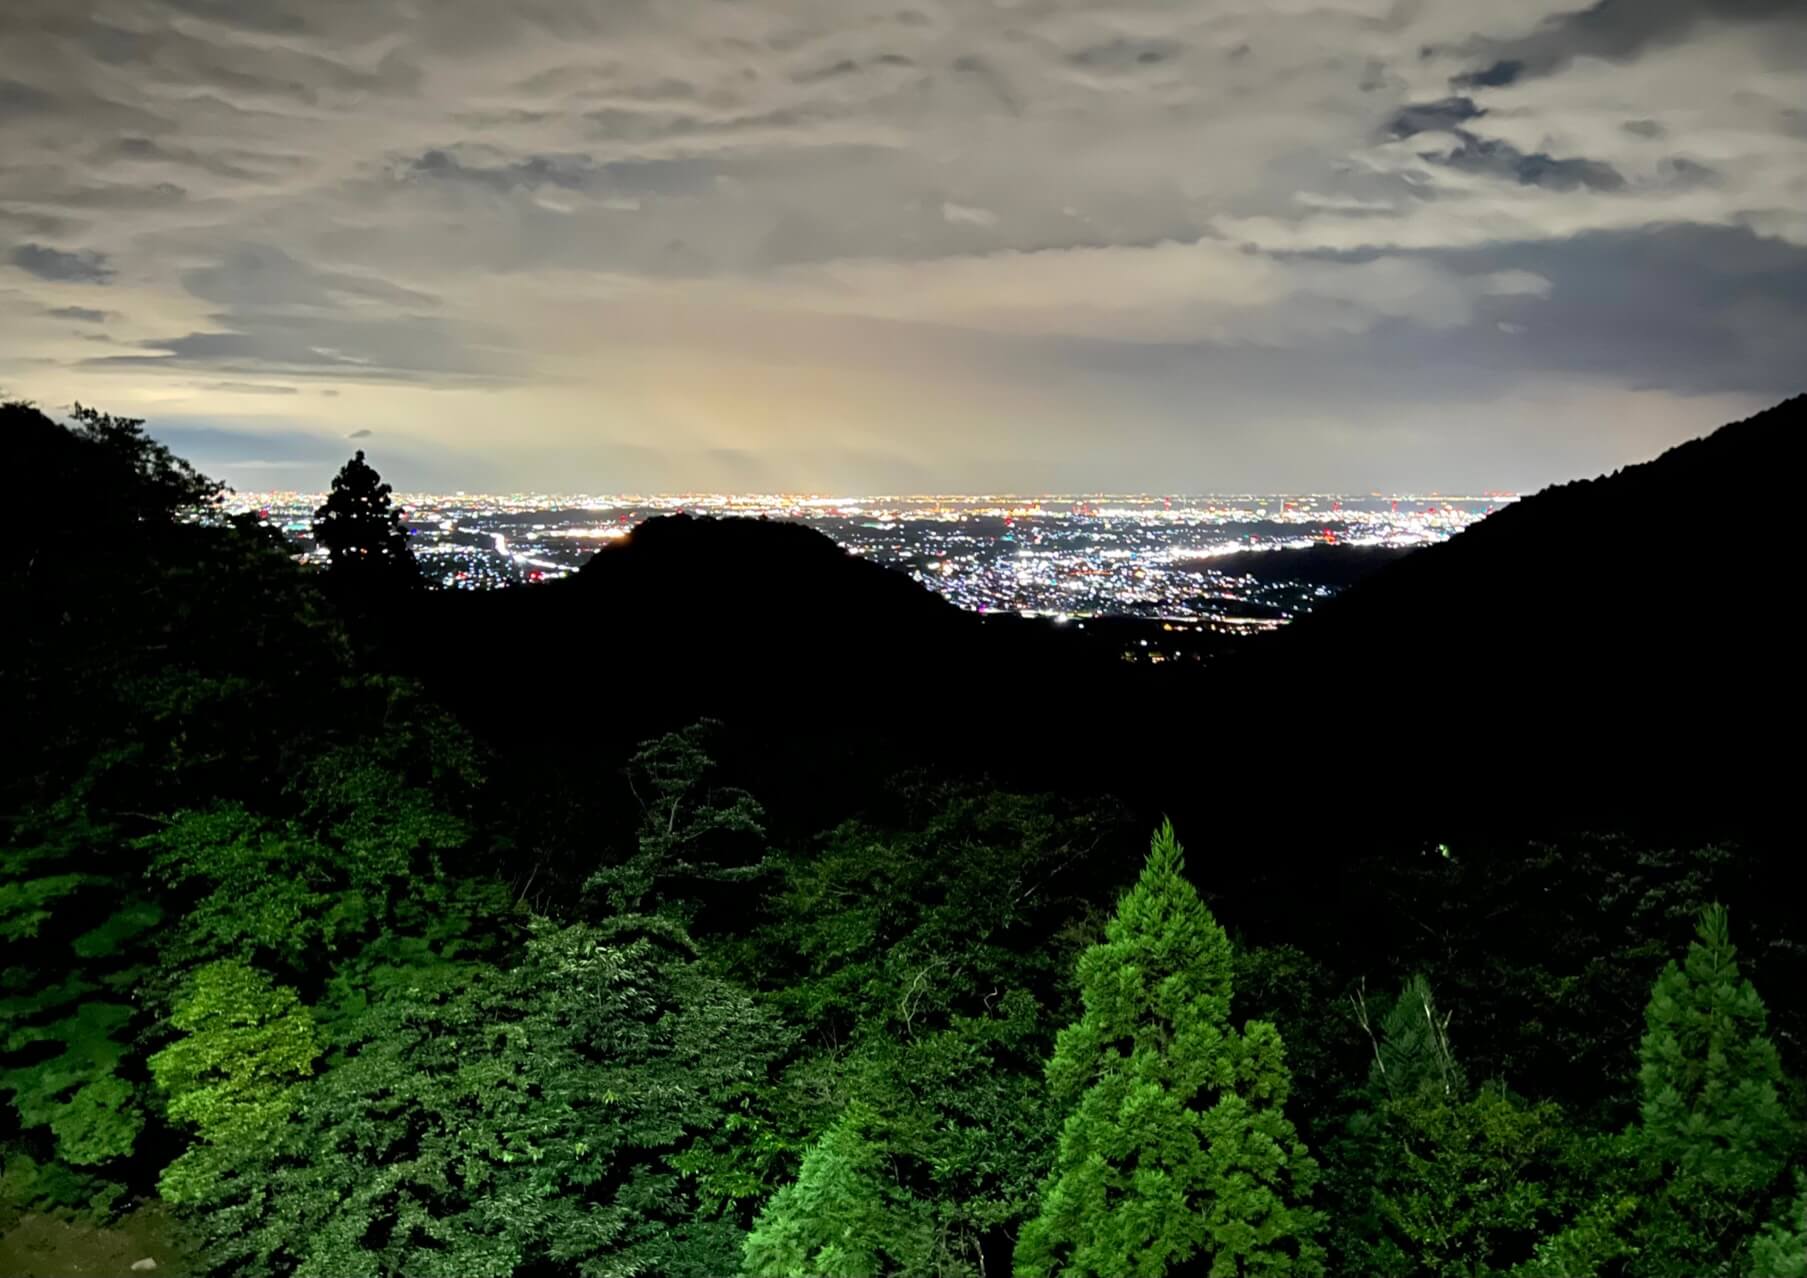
[2,0,1803,492]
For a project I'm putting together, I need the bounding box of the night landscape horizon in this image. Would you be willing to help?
[4,1,1805,1276]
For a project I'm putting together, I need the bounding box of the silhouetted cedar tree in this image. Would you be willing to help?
[310,450,421,590]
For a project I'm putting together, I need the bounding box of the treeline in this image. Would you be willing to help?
[3,402,1804,1277]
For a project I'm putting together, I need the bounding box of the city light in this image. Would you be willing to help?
[229,490,1505,619]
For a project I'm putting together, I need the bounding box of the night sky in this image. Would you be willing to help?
[2,0,1804,493]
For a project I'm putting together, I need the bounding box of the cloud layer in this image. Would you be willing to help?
[2,0,1804,491]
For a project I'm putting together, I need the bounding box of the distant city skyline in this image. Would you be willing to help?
[230,486,1516,501]
[4,1,1803,492]
[237,487,1496,628]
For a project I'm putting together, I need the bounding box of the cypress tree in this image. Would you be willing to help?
[1630,904,1797,1276]
[1748,1178,1806,1278]
[1364,973,1461,1102]
[1332,976,1588,1278]
[741,1104,937,1278]
[1015,821,1322,1278]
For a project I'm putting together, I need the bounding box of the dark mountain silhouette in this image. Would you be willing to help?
[1197,543,1418,589]
[1200,393,1803,844]
[400,512,1142,831]
[399,396,1800,854]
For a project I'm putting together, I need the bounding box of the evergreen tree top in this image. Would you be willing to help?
[1636,903,1793,1202]
[1079,818,1233,1043]
[1020,823,1323,1278]
[311,449,419,584]
[1639,904,1783,1104]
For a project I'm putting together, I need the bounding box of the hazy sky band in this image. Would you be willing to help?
[2,0,1803,491]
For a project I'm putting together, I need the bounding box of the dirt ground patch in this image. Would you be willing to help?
[0,1203,191,1277]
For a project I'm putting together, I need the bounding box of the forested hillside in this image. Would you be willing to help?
[3,398,1803,1277]
[1226,394,1806,841]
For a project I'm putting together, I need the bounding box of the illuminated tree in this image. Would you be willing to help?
[742,1104,937,1278]
[1628,904,1797,1276]
[1016,822,1322,1278]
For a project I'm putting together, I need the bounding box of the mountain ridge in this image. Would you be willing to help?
[400,394,1802,850]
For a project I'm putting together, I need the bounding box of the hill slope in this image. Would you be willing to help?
[403,512,1140,827]
[1207,394,1803,839]
[401,396,1801,847]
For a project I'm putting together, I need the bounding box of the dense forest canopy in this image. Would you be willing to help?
[2,398,1803,1277]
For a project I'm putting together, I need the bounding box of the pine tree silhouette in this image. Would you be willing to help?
[311,451,420,588]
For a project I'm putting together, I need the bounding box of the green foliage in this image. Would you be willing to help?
[72,900,164,959]
[1514,1191,1640,1278]
[1366,835,1792,1123]
[738,788,1114,1273]
[0,1146,126,1219]
[145,806,343,967]
[1016,822,1322,1278]
[1329,974,1592,1277]
[1517,906,1802,1277]
[585,720,769,918]
[1337,1085,1589,1275]
[1748,1176,1807,1278]
[1232,945,1363,1148]
[1,830,163,1181]
[0,846,98,943]
[1365,973,1462,1101]
[742,1104,937,1278]
[1,999,143,1169]
[149,960,320,1205]
[139,688,483,977]
[1627,905,1798,1276]
[178,919,787,1278]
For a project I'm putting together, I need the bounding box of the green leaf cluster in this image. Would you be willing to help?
[1016,821,1323,1278]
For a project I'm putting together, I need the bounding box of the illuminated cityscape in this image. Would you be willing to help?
[230,490,1508,628]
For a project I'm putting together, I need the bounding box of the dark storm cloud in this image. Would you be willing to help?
[409,148,591,191]
[180,244,438,312]
[1381,95,1627,192]
[1389,97,1485,138]
[9,243,115,283]
[1489,225,1807,398]
[47,306,112,322]
[0,78,54,116]
[790,58,862,85]
[1433,133,1627,193]
[87,313,514,384]
[1454,0,1807,83]
[348,428,373,438]
[1266,225,1807,401]
[1452,60,1524,90]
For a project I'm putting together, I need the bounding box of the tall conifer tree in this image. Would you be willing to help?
[741,1104,937,1278]
[1630,904,1796,1276]
[311,450,420,587]
[1332,975,1587,1278]
[1015,822,1322,1278]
